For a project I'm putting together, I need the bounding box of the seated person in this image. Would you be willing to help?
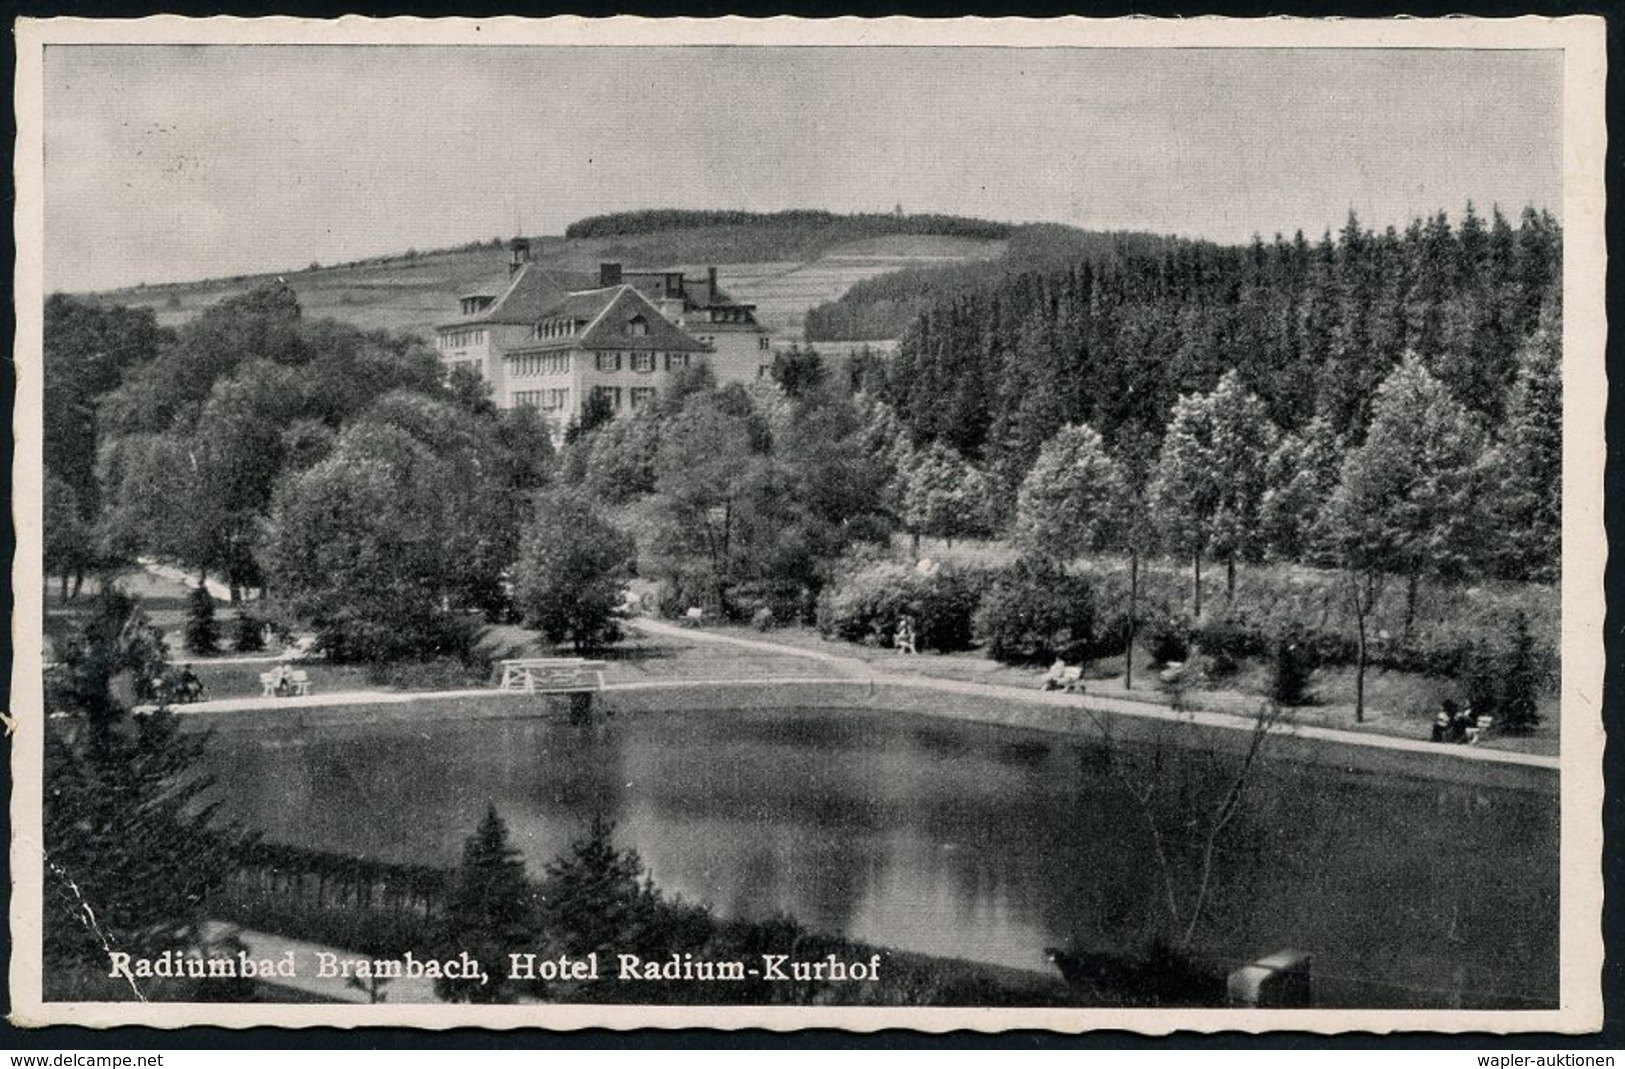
[894,616,918,655]
[1042,659,1069,690]
[178,665,204,703]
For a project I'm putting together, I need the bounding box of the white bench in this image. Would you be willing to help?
[499,658,607,693]
[260,669,311,698]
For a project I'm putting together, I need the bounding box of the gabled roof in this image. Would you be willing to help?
[437,264,589,328]
[507,285,712,355]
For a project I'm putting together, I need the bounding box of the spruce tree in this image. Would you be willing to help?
[1498,611,1543,734]
[183,583,220,656]
[434,805,536,1004]
[1483,326,1561,582]
[43,591,244,998]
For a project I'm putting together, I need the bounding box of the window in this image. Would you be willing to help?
[631,351,656,373]
[510,353,567,377]
[665,352,690,371]
[592,386,622,412]
[543,388,569,411]
[627,316,649,338]
[758,336,772,351]
[512,390,544,408]
[630,386,656,411]
[597,352,622,373]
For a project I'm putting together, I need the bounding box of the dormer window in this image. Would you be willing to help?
[627,315,649,338]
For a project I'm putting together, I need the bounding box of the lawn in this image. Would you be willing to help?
[695,619,1561,758]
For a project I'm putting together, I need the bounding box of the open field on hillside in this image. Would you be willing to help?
[86,232,1006,341]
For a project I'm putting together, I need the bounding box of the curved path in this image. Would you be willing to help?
[622,618,1559,773]
[167,618,1557,775]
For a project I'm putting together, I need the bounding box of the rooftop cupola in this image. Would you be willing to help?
[509,236,532,276]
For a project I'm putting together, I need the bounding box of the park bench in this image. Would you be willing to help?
[260,669,312,698]
[498,658,607,694]
[1040,663,1085,693]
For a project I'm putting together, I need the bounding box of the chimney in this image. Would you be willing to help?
[600,262,622,287]
[707,266,718,301]
[508,236,531,276]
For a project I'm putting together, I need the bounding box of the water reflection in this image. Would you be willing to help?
[207,706,1558,1007]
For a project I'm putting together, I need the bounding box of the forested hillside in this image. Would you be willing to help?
[565,208,1012,242]
[872,205,1560,574]
[805,225,1185,341]
[90,210,1014,338]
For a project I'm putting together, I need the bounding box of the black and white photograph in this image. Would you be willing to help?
[8,16,1606,1032]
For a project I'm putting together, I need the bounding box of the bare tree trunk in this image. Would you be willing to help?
[72,571,84,599]
[910,530,920,561]
[1193,551,1203,618]
[1125,550,1139,690]
[1352,574,1370,724]
[1181,702,1277,948]
[1403,570,1420,642]
[1226,554,1236,601]
[60,573,69,601]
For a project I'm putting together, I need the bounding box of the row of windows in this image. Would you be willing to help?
[510,353,572,377]
[592,386,658,412]
[534,319,582,340]
[512,389,570,411]
[440,329,486,349]
[695,335,771,351]
[707,308,753,324]
[594,352,691,373]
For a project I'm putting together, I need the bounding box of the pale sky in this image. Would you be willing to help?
[43,46,1563,293]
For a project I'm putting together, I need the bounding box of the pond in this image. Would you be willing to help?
[204,705,1558,1008]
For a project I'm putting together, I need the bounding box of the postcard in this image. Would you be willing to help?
[9,15,1606,1033]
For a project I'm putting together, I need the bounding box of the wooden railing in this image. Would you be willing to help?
[498,657,607,693]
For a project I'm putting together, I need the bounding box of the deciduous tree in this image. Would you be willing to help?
[901,441,996,553]
[1014,423,1126,563]
[1318,354,1485,718]
[514,491,634,652]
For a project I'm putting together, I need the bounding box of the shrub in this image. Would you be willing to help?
[1457,612,1543,734]
[1498,611,1543,733]
[974,558,1096,666]
[732,581,809,628]
[1195,610,1272,663]
[1270,631,1316,706]
[1144,615,1193,665]
[232,612,265,653]
[183,585,219,656]
[657,566,721,620]
[816,558,983,652]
